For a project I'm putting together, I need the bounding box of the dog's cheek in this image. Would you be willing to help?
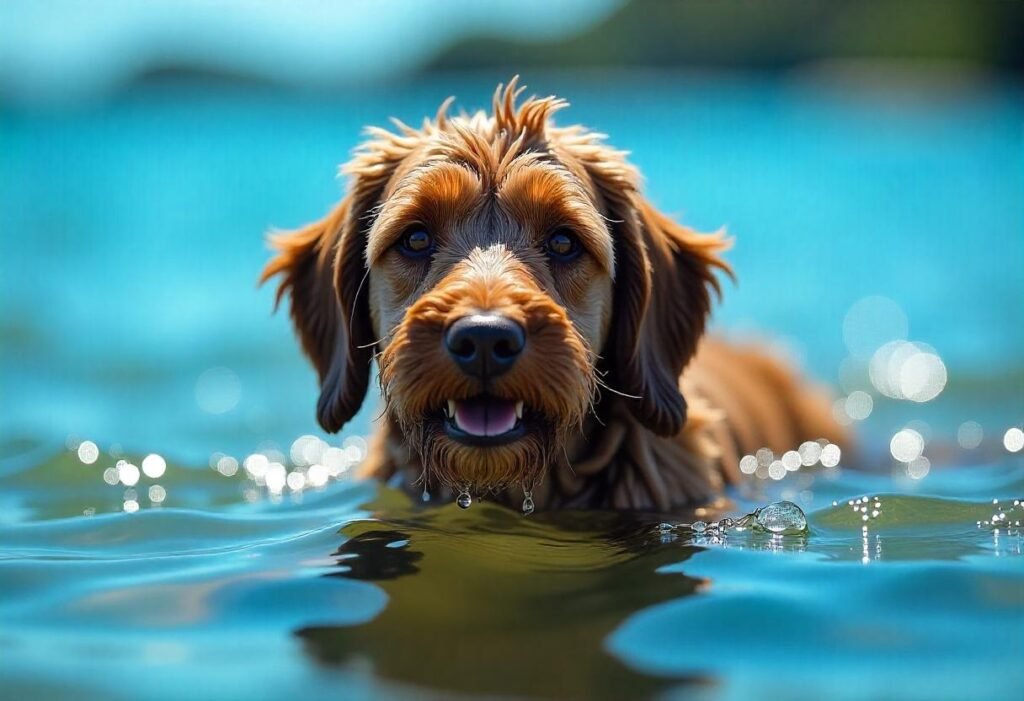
[551,260,612,356]
[572,279,613,358]
[369,260,423,335]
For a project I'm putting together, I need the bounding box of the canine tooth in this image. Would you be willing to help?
[515,401,524,420]
[447,400,456,418]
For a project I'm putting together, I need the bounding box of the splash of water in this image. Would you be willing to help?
[658,500,809,537]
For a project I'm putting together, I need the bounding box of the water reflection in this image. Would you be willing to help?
[296,495,709,699]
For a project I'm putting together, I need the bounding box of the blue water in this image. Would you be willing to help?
[1,72,1023,699]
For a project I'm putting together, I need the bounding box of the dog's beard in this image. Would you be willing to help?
[380,362,594,494]
[376,287,598,495]
[404,416,560,493]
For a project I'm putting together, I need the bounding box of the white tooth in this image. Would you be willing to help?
[447,400,456,419]
[515,401,524,420]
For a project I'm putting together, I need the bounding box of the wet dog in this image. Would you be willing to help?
[262,80,846,511]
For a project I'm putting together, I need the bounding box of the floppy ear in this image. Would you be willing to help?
[554,132,730,434]
[260,196,374,433]
[608,197,731,435]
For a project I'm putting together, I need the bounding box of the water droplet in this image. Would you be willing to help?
[522,490,535,515]
[456,491,472,509]
[657,522,675,532]
[754,501,808,534]
[691,521,707,533]
[421,488,430,502]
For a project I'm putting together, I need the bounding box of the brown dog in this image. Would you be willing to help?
[262,80,846,511]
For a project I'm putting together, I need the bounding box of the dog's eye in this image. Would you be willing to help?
[544,229,581,262]
[398,227,433,258]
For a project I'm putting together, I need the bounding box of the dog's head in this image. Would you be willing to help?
[263,81,730,493]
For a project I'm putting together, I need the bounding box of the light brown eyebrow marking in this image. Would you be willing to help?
[496,159,615,275]
[366,161,482,264]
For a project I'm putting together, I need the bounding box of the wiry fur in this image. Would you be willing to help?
[262,79,847,511]
[377,247,594,491]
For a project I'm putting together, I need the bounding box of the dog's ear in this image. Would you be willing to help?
[569,144,731,436]
[260,196,374,433]
[262,120,425,432]
[611,198,731,435]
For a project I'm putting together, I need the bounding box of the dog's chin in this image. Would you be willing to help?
[407,396,557,490]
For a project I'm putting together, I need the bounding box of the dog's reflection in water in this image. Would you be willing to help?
[295,492,710,699]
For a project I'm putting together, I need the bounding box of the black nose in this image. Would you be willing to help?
[445,314,525,380]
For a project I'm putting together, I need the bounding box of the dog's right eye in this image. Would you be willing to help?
[398,227,433,259]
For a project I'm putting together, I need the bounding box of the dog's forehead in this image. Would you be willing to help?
[364,132,615,272]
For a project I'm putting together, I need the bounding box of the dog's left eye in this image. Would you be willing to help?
[544,229,581,262]
[398,226,434,258]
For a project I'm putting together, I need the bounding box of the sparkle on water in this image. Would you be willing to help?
[1004,427,1024,453]
[739,439,842,480]
[890,428,925,463]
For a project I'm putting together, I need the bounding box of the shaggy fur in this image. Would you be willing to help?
[262,79,847,511]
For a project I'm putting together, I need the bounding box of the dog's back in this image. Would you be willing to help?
[685,337,849,485]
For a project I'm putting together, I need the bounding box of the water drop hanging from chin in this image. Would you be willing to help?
[421,488,430,502]
[522,490,535,515]
[457,491,472,509]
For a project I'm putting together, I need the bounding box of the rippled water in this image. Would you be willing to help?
[2,442,1022,700]
[2,73,1022,699]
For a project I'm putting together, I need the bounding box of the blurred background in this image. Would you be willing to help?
[2,0,1022,471]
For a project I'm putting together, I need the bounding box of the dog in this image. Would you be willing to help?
[262,80,846,512]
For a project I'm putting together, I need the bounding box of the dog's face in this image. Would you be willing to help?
[369,142,613,491]
[263,82,730,494]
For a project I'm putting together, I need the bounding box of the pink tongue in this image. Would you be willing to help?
[454,398,517,436]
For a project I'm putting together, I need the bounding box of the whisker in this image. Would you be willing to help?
[350,266,370,323]
[356,320,402,350]
[561,443,576,477]
[594,376,642,400]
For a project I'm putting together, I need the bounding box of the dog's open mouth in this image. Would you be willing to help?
[442,395,527,446]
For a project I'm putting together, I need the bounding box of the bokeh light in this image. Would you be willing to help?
[819,443,841,468]
[957,421,984,450]
[868,340,947,402]
[842,295,908,360]
[890,429,925,463]
[117,460,140,486]
[76,440,99,464]
[907,456,931,480]
[141,453,166,479]
[844,391,873,421]
[1004,428,1024,453]
[798,441,822,466]
[195,367,241,415]
[216,455,239,476]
